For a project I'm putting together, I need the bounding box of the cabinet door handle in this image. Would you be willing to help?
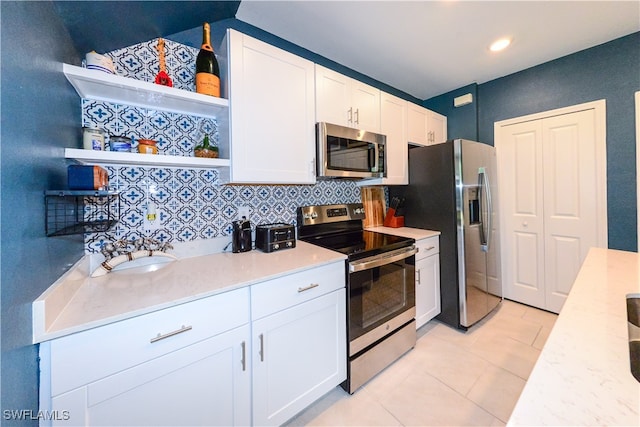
[241,341,247,371]
[298,283,319,293]
[354,108,359,125]
[347,107,353,123]
[416,269,421,285]
[259,333,264,362]
[150,325,192,343]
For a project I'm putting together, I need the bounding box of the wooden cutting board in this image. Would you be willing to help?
[360,186,386,227]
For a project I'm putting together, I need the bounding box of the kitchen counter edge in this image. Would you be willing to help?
[33,241,346,344]
[507,247,640,426]
[365,226,440,240]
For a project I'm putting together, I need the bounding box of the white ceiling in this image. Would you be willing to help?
[236,0,640,100]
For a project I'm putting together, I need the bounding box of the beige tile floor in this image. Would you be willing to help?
[285,299,558,426]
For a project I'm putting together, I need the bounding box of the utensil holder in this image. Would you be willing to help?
[383,208,404,228]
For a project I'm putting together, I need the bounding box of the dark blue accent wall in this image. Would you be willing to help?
[52,1,241,54]
[1,2,83,423]
[424,83,479,141]
[425,32,640,252]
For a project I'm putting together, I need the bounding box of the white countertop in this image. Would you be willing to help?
[33,241,345,343]
[508,248,640,426]
[366,226,440,240]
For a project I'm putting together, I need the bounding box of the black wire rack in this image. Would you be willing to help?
[45,190,120,237]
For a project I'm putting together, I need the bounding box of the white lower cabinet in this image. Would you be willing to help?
[40,262,347,427]
[51,325,251,427]
[250,261,346,426]
[252,289,346,426]
[40,287,251,427]
[415,236,441,328]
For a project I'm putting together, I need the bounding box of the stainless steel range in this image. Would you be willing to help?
[297,203,417,393]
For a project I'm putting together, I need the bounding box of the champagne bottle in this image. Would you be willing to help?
[195,23,220,97]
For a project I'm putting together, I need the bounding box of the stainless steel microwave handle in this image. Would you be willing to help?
[349,246,418,273]
[371,143,379,172]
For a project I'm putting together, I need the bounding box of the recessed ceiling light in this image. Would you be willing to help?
[490,38,511,52]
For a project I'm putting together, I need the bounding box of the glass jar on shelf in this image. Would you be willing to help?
[137,139,158,154]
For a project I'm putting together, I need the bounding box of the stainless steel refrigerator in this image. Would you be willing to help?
[390,139,502,329]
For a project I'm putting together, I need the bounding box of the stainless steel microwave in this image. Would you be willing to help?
[316,122,387,179]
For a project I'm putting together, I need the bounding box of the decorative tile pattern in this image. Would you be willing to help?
[85,166,362,253]
[82,100,219,155]
[82,37,366,253]
[106,38,198,92]
[84,38,216,152]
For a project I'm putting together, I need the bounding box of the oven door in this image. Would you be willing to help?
[348,245,417,355]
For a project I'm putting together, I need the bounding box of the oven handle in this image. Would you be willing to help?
[349,245,418,273]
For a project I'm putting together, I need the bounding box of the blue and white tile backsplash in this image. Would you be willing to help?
[81,37,363,253]
[82,99,220,155]
[107,38,198,92]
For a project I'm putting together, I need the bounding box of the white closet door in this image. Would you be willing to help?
[542,110,598,312]
[498,120,546,308]
[498,103,606,313]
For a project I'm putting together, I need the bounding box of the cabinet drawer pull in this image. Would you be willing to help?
[425,246,435,251]
[259,333,265,362]
[150,325,192,343]
[298,283,320,293]
[241,341,247,371]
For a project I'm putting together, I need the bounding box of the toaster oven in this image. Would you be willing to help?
[255,223,296,253]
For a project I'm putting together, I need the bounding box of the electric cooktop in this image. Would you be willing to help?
[297,203,414,261]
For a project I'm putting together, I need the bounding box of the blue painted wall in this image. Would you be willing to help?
[0,2,82,423]
[425,32,640,252]
[424,83,479,141]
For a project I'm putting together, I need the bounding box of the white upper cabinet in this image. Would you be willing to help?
[429,110,447,144]
[315,65,381,133]
[407,103,447,146]
[362,92,408,186]
[226,29,316,184]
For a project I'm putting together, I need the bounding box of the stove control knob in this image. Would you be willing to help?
[286,241,293,247]
[274,243,280,250]
[303,212,318,220]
